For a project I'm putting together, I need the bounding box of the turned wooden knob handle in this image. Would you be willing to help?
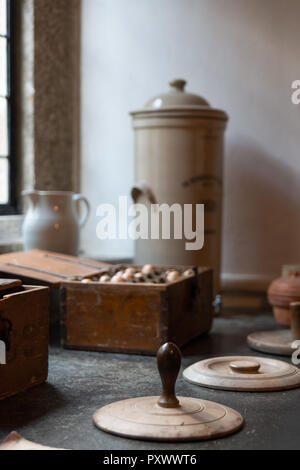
[290,302,300,340]
[229,360,260,374]
[157,342,181,408]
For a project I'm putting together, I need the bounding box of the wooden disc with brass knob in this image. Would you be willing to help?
[247,302,300,356]
[183,355,300,391]
[93,343,243,442]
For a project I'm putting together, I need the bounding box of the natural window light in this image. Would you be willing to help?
[0,0,11,206]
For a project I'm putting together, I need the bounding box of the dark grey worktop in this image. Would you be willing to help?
[0,311,299,450]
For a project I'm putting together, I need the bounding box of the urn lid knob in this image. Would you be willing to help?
[169,79,187,92]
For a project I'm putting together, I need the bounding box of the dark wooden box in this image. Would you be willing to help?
[0,280,49,400]
[0,250,111,325]
[61,266,213,355]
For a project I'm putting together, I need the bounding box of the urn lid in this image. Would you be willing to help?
[145,79,210,108]
[130,79,228,120]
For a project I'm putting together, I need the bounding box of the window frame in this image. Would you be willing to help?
[0,0,18,215]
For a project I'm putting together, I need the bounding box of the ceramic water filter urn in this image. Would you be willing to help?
[22,190,90,255]
[130,79,228,293]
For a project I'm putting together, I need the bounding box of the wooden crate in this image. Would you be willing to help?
[61,266,213,355]
[0,250,111,324]
[0,279,49,400]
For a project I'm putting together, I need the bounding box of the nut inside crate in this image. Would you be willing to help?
[74,264,196,285]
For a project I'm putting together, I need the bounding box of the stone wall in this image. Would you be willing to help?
[34,0,81,191]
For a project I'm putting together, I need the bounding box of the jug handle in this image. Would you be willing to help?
[73,194,90,228]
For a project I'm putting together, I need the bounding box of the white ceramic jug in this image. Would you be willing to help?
[22,190,90,255]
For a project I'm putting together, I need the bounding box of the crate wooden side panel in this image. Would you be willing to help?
[61,283,166,354]
[0,286,49,400]
[0,272,60,326]
[165,268,213,346]
[61,267,213,355]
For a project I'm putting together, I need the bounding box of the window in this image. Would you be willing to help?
[0,0,16,214]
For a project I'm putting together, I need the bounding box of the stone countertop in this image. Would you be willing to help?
[0,312,299,450]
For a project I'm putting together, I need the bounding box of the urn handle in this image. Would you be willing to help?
[157,342,181,408]
[131,182,157,205]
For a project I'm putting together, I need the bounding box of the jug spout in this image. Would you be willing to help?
[22,190,38,206]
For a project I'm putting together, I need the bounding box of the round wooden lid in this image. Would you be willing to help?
[183,355,300,391]
[247,330,296,356]
[93,396,243,442]
[93,343,243,442]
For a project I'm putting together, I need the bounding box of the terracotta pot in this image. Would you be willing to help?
[268,271,300,326]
